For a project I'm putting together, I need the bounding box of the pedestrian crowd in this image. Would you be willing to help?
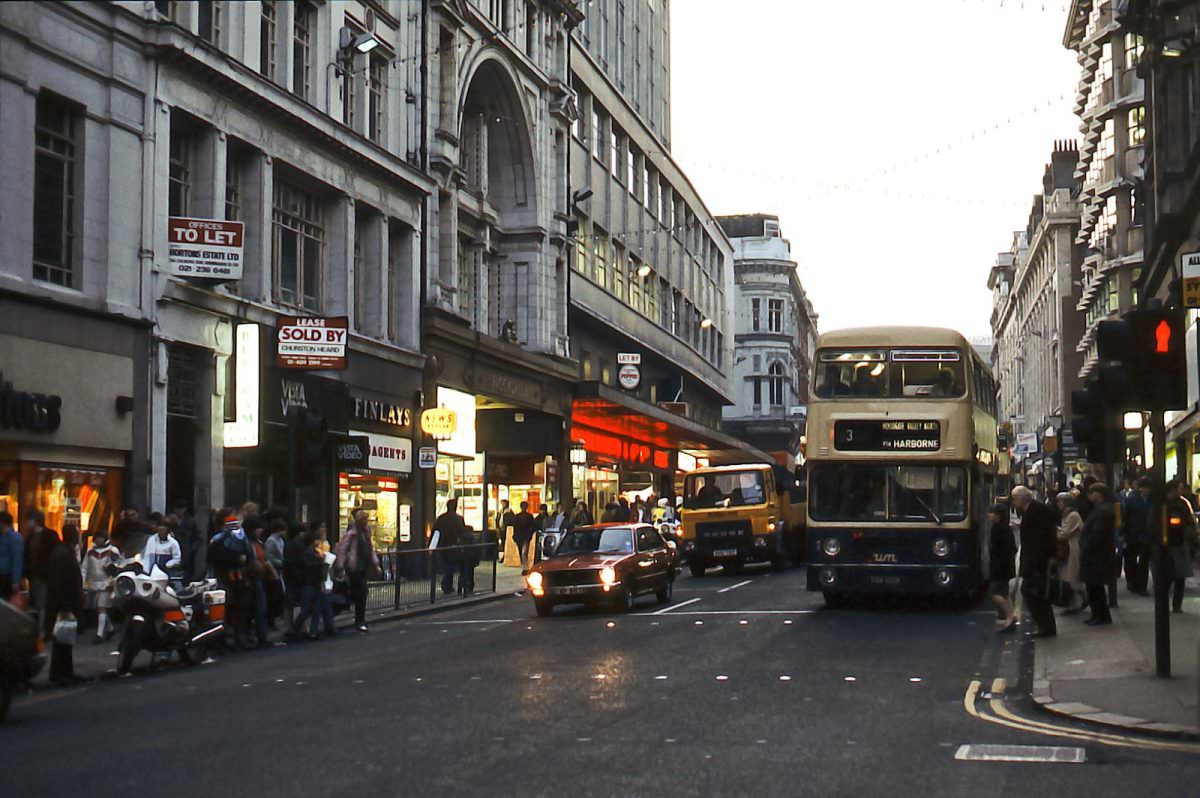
[481,494,677,577]
[989,474,1198,638]
[0,500,390,687]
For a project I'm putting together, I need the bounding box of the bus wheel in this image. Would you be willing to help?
[689,562,707,578]
[822,592,846,609]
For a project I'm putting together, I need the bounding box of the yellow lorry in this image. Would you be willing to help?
[678,464,806,576]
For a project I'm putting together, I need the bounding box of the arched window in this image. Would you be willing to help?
[768,361,786,407]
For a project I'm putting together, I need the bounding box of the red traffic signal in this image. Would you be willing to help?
[1130,309,1187,410]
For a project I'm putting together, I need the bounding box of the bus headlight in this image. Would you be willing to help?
[932,538,950,558]
[935,569,953,587]
[822,538,841,557]
[820,568,836,586]
[767,521,777,532]
[600,566,616,586]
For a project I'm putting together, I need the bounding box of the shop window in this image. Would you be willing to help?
[339,474,402,549]
[33,465,121,540]
[33,92,80,288]
[0,465,18,526]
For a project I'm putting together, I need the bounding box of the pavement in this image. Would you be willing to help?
[1032,574,1200,738]
[37,563,530,687]
[5,566,1200,797]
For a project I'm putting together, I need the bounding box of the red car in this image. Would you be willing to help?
[526,524,678,616]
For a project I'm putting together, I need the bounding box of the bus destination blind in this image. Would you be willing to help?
[834,420,941,452]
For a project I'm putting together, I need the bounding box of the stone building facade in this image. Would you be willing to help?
[717,214,817,469]
[989,142,1083,487]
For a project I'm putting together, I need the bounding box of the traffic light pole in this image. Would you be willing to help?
[1149,410,1170,678]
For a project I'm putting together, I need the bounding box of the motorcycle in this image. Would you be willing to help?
[112,561,226,675]
[0,597,45,722]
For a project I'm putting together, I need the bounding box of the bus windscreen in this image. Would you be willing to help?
[808,464,966,523]
[814,349,965,399]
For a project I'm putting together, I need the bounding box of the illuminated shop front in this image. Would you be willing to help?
[1,310,141,541]
[571,384,770,519]
[429,386,565,540]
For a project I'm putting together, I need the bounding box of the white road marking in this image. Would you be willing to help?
[954,744,1086,764]
[649,597,702,615]
[843,676,857,682]
[418,619,515,625]
[715,675,729,681]
[718,579,753,594]
[634,609,817,617]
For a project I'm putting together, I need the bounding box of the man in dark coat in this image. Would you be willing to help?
[1121,477,1152,595]
[512,502,536,573]
[1011,486,1057,637]
[44,525,86,686]
[434,499,467,595]
[1079,483,1116,625]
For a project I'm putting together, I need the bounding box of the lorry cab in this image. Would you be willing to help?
[678,464,806,576]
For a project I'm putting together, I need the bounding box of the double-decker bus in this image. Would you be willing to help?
[804,327,1000,605]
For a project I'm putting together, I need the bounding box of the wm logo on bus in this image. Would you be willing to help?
[871,553,898,564]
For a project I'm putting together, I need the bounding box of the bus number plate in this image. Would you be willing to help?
[713,548,738,558]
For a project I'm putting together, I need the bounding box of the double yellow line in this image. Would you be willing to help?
[963,678,1200,755]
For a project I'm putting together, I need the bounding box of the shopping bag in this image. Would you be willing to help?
[52,612,78,646]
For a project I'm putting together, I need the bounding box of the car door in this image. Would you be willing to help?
[636,526,668,590]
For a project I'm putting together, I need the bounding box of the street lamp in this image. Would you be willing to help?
[1161,38,1191,58]
[636,264,652,279]
[340,26,383,55]
[699,317,714,330]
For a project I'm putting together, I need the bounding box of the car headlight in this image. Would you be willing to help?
[932,538,950,558]
[600,566,616,585]
[822,538,841,557]
[526,571,543,590]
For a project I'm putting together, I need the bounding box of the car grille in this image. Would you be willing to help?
[696,520,753,546]
[542,570,601,588]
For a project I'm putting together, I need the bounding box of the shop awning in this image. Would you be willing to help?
[572,383,773,466]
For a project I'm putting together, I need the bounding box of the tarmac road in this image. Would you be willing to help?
[2,565,1196,797]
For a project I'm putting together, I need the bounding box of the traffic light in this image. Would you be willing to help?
[1093,309,1187,411]
[1130,308,1187,410]
[286,405,327,487]
[1070,376,1110,463]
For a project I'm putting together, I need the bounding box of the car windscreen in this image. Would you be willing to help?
[814,349,965,399]
[556,528,634,555]
[808,463,966,523]
[684,470,768,509]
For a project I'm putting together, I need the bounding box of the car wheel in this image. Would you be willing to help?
[822,591,846,609]
[656,578,674,604]
[620,583,637,612]
[534,599,554,617]
[689,562,707,578]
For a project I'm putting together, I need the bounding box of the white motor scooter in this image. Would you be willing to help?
[112,559,226,675]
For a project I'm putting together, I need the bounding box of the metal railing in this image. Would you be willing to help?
[364,542,500,613]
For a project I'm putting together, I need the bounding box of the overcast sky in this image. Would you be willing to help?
[670,0,1083,339]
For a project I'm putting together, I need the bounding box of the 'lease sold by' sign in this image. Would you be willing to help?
[276,316,349,370]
